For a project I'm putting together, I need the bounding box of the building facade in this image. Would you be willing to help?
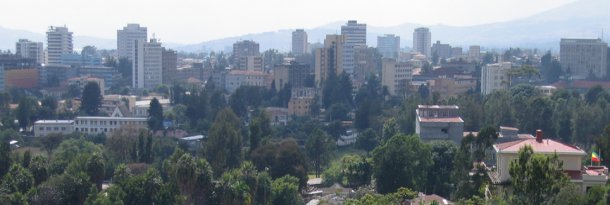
[273,62,312,90]
[74,116,147,135]
[315,35,345,85]
[33,120,75,137]
[16,39,44,65]
[432,41,452,59]
[224,69,270,93]
[381,58,412,96]
[46,26,73,65]
[377,34,400,59]
[560,38,608,79]
[0,66,4,92]
[117,24,147,61]
[133,38,163,89]
[292,29,308,55]
[413,27,431,57]
[415,105,464,144]
[341,20,367,76]
[468,45,481,62]
[162,48,177,84]
[481,62,512,95]
[233,40,260,69]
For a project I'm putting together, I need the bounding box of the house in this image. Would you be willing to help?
[409,192,453,205]
[489,130,608,193]
[33,120,74,137]
[265,107,289,126]
[415,105,464,144]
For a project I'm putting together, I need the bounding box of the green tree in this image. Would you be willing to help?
[509,145,568,205]
[425,141,457,197]
[39,96,58,119]
[249,111,272,152]
[147,98,164,131]
[86,153,105,190]
[0,138,11,178]
[205,108,242,175]
[250,138,309,188]
[341,154,372,188]
[306,128,335,177]
[271,175,303,205]
[1,164,33,193]
[372,134,432,194]
[16,97,38,129]
[381,118,400,143]
[81,81,103,116]
[355,128,379,152]
[29,155,48,185]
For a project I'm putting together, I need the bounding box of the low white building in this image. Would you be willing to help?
[133,98,171,117]
[33,120,74,137]
[415,105,464,144]
[74,116,147,135]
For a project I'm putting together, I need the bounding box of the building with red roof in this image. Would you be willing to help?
[490,130,608,193]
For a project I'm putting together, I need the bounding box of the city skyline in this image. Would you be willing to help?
[0,0,577,44]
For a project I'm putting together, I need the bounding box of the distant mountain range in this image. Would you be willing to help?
[2,0,609,53]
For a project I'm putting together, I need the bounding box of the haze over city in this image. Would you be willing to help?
[2,0,610,204]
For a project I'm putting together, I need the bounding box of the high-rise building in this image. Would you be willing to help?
[16,39,44,65]
[468,45,481,62]
[341,20,367,76]
[162,48,177,84]
[431,41,452,59]
[315,35,345,85]
[273,62,312,90]
[413,27,431,58]
[381,58,411,96]
[481,62,512,95]
[451,47,463,58]
[292,29,308,55]
[46,26,73,65]
[233,40,260,69]
[117,24,147,62]
[560,38,608,79]
[0,66,4,92]
[133,39,163,89]
[377,34,400,59]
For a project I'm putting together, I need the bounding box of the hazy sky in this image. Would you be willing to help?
[1,0,577,44]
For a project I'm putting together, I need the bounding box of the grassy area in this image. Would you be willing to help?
[12,146,48,157]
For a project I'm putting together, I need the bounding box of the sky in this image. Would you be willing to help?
[0,0,578,44]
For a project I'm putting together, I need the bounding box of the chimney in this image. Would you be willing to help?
[536,129,543,143]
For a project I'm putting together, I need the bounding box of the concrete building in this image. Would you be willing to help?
[78,65,119,90]
[162,48,177,84]
[0,53,38,70]
[432,41,452,59]
[413,27,431,58]
[288,87,318,116]
[354,47,381,86]
[74,116,147,135]
[415,105,464,144]
[67,76,105,95]
[33,120,74,137]
[46,26,73,65]
[292,29,308,55]
[16,39,44,65]
[117,24,147,61]
[60,53,103,67]
[377,34,400,59]
[468,45,481,62]
[39,64,76,87]
[381,58,412,96]
[273,62,312,90]
[451,47,463,58]
[341,20,367,76]
[233,40,260,69]
[245,55,263,71]
[481,62,512,95]
[133,98,171,117]
[265,107,289,126]
[0,66,4,92]
[224,69,270,93]
[315,35,345,85]
[490,130,608,193]
[560,38,608,79]
[428,75,477,98]
[133,38,163,89]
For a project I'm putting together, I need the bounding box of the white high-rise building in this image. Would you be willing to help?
[117,24,148,61]
[481,62,512,95]
[133,39,163,89]
[341,20,367,76]
[46,26,73,65]
[16,39,44,65]
[377,34,400,59]
[413,27,431,58]
[560,38,608,79]
[292,29,308,55]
